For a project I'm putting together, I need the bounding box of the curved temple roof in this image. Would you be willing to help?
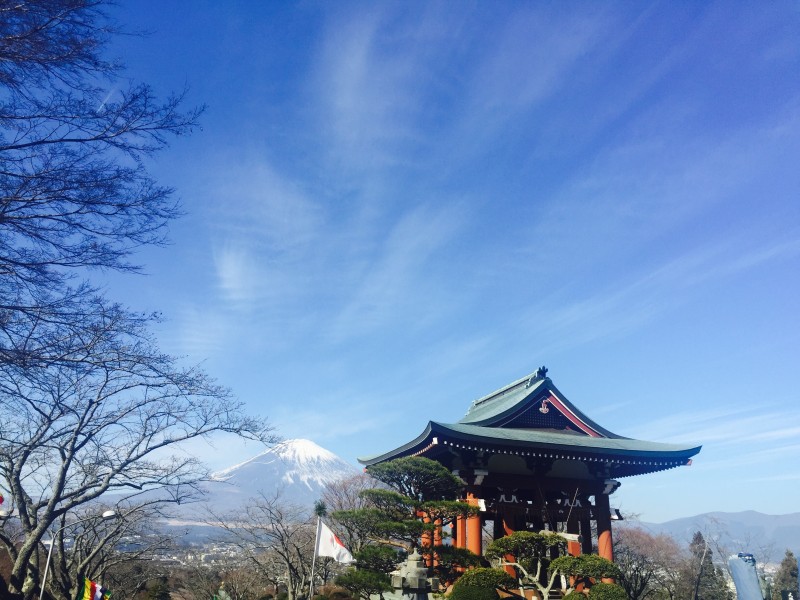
[359,367,701,478]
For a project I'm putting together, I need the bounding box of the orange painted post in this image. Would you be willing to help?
[422,512,433,566]
[501,510,515,537]
[417,510,430,546]
[501,508,516,576]
[457,513,467,549]
[466,492,482,557]
[595,492,614,583]
[433,518,443,566]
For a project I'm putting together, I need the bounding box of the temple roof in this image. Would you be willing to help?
[458,367,621,437]
[358,367,702,477]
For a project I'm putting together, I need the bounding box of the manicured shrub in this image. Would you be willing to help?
[450,584,502,600]
[587,582,627,600]
[449,567,516,600]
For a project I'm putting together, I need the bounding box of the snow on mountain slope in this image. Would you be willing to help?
[203,438,359,510]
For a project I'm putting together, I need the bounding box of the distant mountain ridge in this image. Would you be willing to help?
[625,510,800,563]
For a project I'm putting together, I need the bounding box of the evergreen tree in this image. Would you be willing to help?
[772,550,799,600]
[449,567,516,600]
[688,532,733,600]
[332,457,479,598]
[550,554,622,597]
[332,457,477,555]
[485,530,566,599]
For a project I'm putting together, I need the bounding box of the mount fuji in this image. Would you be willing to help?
[198,438,359,512]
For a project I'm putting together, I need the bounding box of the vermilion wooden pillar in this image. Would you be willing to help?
[466,492,482,556]
[595,492,614,563]
[500,507,517,576]
[456,514,467,549]
[433,518,442,566]
[422,512,433,566]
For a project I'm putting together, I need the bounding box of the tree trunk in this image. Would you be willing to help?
[8,543,41,600]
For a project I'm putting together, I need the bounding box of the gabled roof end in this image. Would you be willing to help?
[467,365,549,414]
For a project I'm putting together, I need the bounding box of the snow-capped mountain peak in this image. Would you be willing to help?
[206,439,358,508]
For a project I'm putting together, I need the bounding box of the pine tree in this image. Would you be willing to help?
[332,457,477,555]
[772,550,799,600]
[689,532,733,600]
[332,457,480,599]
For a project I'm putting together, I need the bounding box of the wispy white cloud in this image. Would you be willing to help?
[213,243,262,306]
[696,447,800,476]
[169,304,234,360]
[665,413,800,448]
[312,6,448,173]
[745,472,800,483]
[272,397,402,447]
[626,401,800,478]
[198,156,325,311]
[465,9,614,128]
[327,202,468,341]
[513,92,800,276]
[410,335,497,381]
[209,159,323,255]
[513,233,800,358]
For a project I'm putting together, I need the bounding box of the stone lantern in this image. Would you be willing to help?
[390,551,440,600]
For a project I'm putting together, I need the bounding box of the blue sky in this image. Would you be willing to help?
[106,1,800,523]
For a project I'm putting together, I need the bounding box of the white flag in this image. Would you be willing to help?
[316,520,354,563]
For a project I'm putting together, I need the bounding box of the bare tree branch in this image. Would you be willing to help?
[0,4,274,600]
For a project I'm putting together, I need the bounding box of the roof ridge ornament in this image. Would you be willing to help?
[526,365,548,388]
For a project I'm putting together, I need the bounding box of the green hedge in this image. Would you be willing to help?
[588,583,627,600]
[449,567,516,600]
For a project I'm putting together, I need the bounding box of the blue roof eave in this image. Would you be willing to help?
[358,420,702,466]
[431,421,701,458]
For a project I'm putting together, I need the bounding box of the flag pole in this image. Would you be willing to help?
[309,516,322,599]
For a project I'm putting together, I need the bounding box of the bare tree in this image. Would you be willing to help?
[700,515,778,581]
[0,307,276,600]
[0,1,201,303]
[0,0,201,379]
[47,501,180,600]
[176,564,225,600]
[211,493,316,600]
[177,560,272,600]
[614,526,686,600]
[0,3,277,598]
[322,474,377,555]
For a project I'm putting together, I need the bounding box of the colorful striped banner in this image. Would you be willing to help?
[78,576,111,600]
